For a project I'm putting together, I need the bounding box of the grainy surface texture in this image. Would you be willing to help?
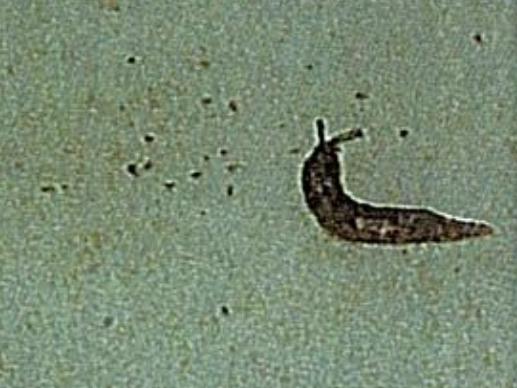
[0,1,515,387]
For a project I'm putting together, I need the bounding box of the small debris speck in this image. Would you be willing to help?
[164,180,176,190]
[190,171,202,179]
[226,162,241,173]
[201,96,212,105]
[228,99,238,112]
[227,185,234,197]
[101,0,120,11]
[142,158,153,170]
[41,185,56,193]
[199,59,210,69]
[143,132,155,143]
[355,91,369,100]
[103,316,114,327]
[126,163,139,177]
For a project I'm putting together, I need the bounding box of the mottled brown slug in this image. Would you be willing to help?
[301,117,494,244]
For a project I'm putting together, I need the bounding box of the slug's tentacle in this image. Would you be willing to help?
[301,117,494,244]
[328,128,364,148]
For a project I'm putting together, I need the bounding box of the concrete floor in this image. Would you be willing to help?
[0,1,515,387]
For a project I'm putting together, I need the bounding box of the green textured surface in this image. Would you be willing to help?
[0,1,515,387]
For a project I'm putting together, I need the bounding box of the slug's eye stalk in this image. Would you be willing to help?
[314,117,327,145]
[328,128,364,147]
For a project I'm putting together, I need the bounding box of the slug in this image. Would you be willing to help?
[301,117,494,244]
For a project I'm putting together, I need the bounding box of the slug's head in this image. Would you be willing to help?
[313,117,364,152]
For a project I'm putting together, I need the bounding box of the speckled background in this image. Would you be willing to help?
[0,1,515,387]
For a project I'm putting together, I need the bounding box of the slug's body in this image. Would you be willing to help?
[301,118,494,244]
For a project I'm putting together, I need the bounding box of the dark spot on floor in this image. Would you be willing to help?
[401,248,408,255]
[164,180,176,190]
[509,139,517,162]
[289,147,301,154]
[227,185,234,197]
[126,56,136,64]
[203,154,210,162]
[143,132,155,143]
[118,103,126,112]
[103,316,114,327]
[190,171,202,179]
[41,185,56,193]
[355,91,369,100]
[126,163,139,177]
[142,158,153,171]
[219,148,228,156]
[100,0,120,11]
[472,33,483,44]
[228,99,238,112]
[399,129,409,138]
[454,266,461,273]
[61,183,69,191]
[85,93,96,111]
[200,209,207,216]
[221,305,230,316]
[13,160,24,170]
[199,59,210,69]
[225,162,242,173]
[305,64,313,70]
[201,96,212,105]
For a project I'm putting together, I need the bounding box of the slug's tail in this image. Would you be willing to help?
[336,204,495,244]
[441,218,494,241]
